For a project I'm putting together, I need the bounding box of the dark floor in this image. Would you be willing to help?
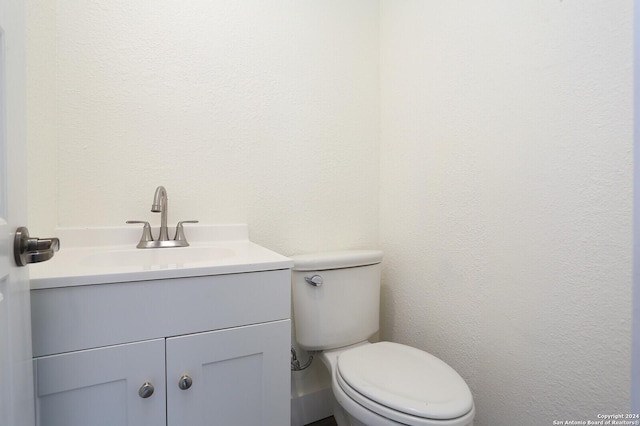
[306,416,337,426]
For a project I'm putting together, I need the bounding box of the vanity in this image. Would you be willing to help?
[29,225,293,426]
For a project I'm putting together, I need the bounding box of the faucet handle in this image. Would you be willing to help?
[174,220,199,243]
[126,221,154,247]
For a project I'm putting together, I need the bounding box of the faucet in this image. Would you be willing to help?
[126,186,198,248]
[151,185,169,241]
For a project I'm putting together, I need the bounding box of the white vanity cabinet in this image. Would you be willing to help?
[31,269,291,426]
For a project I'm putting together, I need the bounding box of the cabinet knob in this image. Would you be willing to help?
[178,374,193,390]
[138,382,155,398]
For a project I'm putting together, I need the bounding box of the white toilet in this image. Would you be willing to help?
[291,250,475,426]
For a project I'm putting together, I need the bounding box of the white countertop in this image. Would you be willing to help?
[29,224,293,289]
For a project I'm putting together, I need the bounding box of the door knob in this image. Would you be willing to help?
[14,227,60,267]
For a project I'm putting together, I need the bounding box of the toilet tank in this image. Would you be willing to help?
[291,250,383,351]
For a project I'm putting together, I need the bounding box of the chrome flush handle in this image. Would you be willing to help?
[304,275,323,287]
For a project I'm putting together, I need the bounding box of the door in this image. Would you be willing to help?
[0,0,34,425]
[166,320,291,426]
[33,339,167,426]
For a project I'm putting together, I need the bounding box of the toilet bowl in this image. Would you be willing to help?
[291,250,475,426]
[320,342,474,426]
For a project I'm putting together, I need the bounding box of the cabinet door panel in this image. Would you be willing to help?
[166,320,290,426]
[34,339,166,426]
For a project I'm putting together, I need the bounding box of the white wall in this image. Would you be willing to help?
[26,0,57,235]
[26,0,380,258]
[380,1,633,425]
[632,0,640,414]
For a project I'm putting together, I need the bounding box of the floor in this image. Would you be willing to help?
[306,416,337,426]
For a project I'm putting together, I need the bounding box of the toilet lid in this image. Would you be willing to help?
[337,342,473,420]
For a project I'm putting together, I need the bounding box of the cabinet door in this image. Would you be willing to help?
[34,339,166,426]
[166,320,290,426]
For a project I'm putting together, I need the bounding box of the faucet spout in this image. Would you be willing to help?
[151,186,169,241]
[127,186,197,248]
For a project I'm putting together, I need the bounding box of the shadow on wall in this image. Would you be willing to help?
[379,279,396,341]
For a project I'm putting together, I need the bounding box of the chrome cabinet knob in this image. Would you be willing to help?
[304,274,323,287]
[178,374,193,390]
[138,382,155,398]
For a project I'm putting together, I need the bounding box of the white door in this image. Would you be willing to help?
[0,0,35,425]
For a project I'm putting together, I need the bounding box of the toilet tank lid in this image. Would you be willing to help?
[291,250,383,271]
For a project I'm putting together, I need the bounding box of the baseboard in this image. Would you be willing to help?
[290,388,334,426]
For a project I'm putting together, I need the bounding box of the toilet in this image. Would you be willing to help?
[291,250,475,426]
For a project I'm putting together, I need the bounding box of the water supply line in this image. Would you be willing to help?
[291,347,314,371]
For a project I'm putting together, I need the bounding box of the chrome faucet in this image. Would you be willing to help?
[151,185,169,241]
[127,186,198,248]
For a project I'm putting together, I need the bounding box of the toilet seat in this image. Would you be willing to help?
[336,342,473,423]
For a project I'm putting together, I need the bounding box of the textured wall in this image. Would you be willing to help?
[27,0,380,258]
[26,0,57,235]
[379,1,633,425]
[633,0,640,413]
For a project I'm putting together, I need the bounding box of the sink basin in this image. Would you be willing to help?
[81,246,235,268]
[28,224,294,289]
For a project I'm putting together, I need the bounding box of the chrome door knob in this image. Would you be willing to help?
[138,382,155,398]
[178,374,193,390]
[14,227,60,266]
